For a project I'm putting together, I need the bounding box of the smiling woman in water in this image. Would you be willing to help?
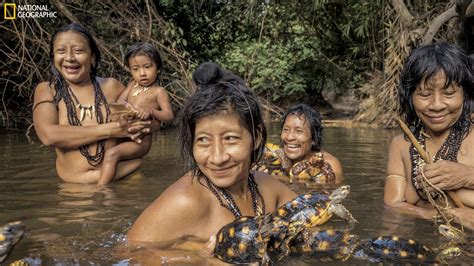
[127,62,297,244]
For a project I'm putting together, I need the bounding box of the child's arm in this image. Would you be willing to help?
[150,87,174,123]
[117,81,133,104]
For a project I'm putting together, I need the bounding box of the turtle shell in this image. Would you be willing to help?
[254,143,289,176]
[265,191,335,260]
[213,216,268,264]
[354,236,437,264]
[290,229,358,261]
[289,152,336,183]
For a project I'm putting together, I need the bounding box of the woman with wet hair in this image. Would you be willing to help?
[32,23,157,183]
[384,42,474,222]
[128,62,296,243]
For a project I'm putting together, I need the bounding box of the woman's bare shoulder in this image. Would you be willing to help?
[150,174,208,212]
[34,81,53,93]
[97,77,125,100]
[390,133,410,151]
[98,77,123,89]
[34,82,55,102]
[321,151,341,165]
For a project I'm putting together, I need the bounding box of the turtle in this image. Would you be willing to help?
[289,152,336,183]
[438,223,474,259]
[289,229,359,261]
[109,102,138,122]
[254,143,290,176]
[213,216,270,264]
[265,185,358,261]
[352,235,438,264]
[0,221,25,263]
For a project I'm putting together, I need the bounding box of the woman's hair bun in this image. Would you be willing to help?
[193,62,245,87]
[192,62,223,86]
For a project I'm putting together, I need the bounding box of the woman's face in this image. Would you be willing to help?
[128,54,159,87]
[193,112,255,188]
[281,114,313,163]
[412,71,464,136]
[53,31,94,85]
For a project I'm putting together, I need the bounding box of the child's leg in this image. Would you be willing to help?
[98,136,152,185]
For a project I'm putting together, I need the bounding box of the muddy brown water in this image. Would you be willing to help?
[0,124,471,264]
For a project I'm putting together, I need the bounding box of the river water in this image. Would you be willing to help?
[0,124,470,265]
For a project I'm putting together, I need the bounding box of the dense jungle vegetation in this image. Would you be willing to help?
[1,0,473,131]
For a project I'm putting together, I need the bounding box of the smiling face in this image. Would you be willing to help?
[129,54,159,87]
[280,114,313,163]
[53,31,94,85]
[193,111,255,188]
[412,71,464,136]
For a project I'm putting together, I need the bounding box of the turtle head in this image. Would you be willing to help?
[330,185,351,202]
[438,224,465,243]
[437,246,462,263]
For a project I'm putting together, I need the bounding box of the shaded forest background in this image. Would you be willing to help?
[1,0,473,131]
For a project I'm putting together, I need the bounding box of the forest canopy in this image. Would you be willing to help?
[1,0,472,130]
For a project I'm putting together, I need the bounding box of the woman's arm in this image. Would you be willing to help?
[33,82,150,148]
[384,136,437,220]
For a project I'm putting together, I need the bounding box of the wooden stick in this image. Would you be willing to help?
[395,116,465,208]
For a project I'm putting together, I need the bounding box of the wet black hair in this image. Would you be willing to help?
[124,42,163,84]
[179,62,267,177]
[281,103,323,152]
[399,42,473,135]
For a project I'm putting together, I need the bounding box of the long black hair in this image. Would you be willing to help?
[179,62,267,177]
[399,42,473,136]
[282,103,323,152]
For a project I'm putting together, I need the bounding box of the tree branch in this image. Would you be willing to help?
[466,1,474,17]
[422,4,458,44]
[391,0,414,26]
[52,0,80,23]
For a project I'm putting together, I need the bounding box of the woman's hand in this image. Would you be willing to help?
[127,119,152,143]
[110,119,151,143]
[201,235,216,258]
[418,161,474,192]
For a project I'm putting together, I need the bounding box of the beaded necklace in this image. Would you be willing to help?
[204,173,266,218]
[410,126,463,200]
[67,82,109,166]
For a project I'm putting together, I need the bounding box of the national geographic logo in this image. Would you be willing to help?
[4,3,16,20]
[3,3,57,19]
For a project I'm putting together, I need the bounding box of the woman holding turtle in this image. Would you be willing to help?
[257,104,343,183]
[128,62,297,243]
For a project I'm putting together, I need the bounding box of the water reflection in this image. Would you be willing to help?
[0,125,472,264]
